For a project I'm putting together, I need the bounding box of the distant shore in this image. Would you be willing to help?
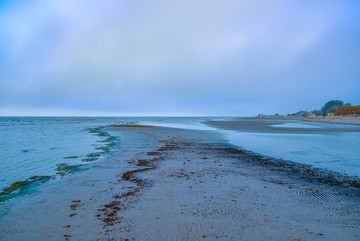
[261,115,360,125]
[206,116,360,134]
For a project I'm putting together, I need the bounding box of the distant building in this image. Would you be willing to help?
[308,113,316,118]
[326,113,334,117]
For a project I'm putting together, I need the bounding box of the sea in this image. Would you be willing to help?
[0,116,359,203]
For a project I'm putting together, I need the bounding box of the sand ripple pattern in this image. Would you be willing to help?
[114,139,360,241]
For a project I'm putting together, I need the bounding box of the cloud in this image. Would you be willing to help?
[1,0,359,115]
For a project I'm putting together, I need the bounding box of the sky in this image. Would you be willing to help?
[0,0,359,116]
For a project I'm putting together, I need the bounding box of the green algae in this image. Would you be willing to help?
[88,127,110,137]
[0,176,52,202]
[59,127,114,173]
[0,126,117,203]
[64,155,80,159]
[82,126,116,163]
[112,123,151,128]
[95,145,112,153]
[56,163,84,176]
[98,136,116,143]
[81,157,97,162]
[86,152,104,158]
[81,150,105,162]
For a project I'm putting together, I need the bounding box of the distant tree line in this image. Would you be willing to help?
[288,100,359,117]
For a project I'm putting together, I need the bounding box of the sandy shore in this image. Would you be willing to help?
[206,116,360,134]
[297,116,360,125]
[257,116,360,125]
[1,125,360,240]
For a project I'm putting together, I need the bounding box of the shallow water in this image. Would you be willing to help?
[0,117,107,191]
[221,122,360,177]
[272,122,321,128]
[140,118,360,177]
[139,118,360,177]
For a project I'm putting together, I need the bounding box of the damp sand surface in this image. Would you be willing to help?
[1,126,360,241]
[206,117,360,134]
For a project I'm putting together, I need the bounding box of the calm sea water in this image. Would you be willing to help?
[0,117,213,192]
[0,117,110,191]
[0,117,359,200]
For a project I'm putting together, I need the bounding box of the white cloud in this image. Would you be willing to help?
[1,0,359,115]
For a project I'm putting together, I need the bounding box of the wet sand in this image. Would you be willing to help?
[260,116,360,126]
[1,125,360,241]
[298,116,360,125]
[206,117,360,134]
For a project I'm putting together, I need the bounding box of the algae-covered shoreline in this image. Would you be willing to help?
[0,125,116,203]
[1,124,360,241]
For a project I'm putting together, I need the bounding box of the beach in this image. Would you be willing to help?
[295,116,360,126]
[206,116,360,134]
[1,122,360,241]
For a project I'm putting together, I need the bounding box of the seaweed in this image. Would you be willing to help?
[81,150,106,162]
[0,176,52,202]
[0,126,117,203]
[81,157,98,162]
[86,152,104,158]
[63,156,80,159]
[97,136,116,143]
[56,163,84,176]
[83,126,117,163]
[112,123,151,128]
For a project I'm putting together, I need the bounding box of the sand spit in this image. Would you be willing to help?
[206,117,360,134]
[246,116,360,126]
[298,116,360,126]
[1,125,360,241]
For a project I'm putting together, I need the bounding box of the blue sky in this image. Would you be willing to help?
[0,0,359,116]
